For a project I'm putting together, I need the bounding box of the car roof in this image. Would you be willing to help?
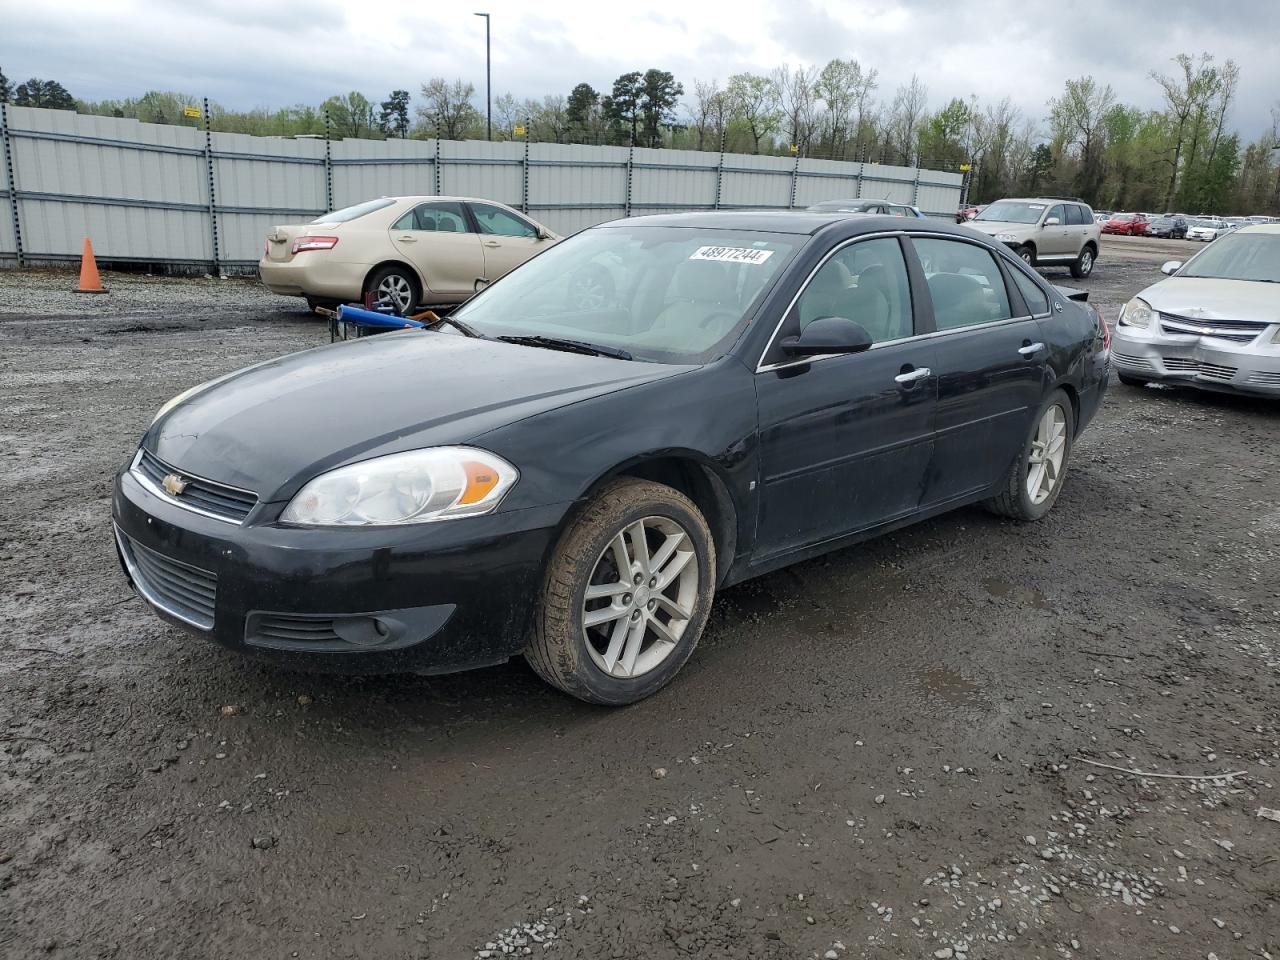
[605,210,981,238]
[1237,223,1280,235]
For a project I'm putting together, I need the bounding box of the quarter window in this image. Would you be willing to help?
[471,203,538,238]
[794,238,914,344]
[913,238,1013,330]
[1010,267,1050,315]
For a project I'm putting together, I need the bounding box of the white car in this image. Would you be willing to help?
[1186,219,1232,242]
[1111,224,1280,397]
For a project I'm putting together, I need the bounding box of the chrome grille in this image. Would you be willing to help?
[1198,362,1237,381]
[134,449,257,524]
[1158,313,1268,344]
[1161,357,1199,372]
[1111,352,1152,369]
[1247,371,1280,386]
[116,528,217,630]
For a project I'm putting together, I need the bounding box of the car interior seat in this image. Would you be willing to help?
[637,260,741,348]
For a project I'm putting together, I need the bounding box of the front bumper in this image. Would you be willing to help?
[1112,324,1280,396]
[112,464,567,674]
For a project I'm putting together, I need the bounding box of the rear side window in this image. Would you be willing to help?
[1066,205,1088,225]
[913,238,1013,330]
[1010,267,1050,315]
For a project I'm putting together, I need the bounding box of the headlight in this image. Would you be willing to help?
[1118,297,1154,329]
[995,233,1017,242]
[280,446,518,526]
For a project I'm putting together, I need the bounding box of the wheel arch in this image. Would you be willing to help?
[362,259,427,301]
[573,453,740,587]
[1051,379,1081,434]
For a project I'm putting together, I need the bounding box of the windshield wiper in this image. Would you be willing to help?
[423,315,485,338]
[497,335,633,361]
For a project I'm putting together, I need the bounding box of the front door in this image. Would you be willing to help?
[389,200,485,298]
[468,202,554,281]
[909,235,1052,506]
[1039,203,1071,258]
[754,236,938,559]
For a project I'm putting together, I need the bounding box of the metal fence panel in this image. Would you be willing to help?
[0,106,964,266]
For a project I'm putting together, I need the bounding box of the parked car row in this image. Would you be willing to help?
[120,210,1111,704]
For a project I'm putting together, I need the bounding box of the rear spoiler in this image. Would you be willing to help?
[1053,285,1089,303]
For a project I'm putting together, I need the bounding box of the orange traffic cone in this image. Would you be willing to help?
[75,237,108,294]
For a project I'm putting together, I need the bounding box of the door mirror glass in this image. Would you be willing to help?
[780,316,873,357]
[1161,260,1182,276]
[1045,216,1061,226]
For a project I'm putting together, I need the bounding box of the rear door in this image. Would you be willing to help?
[389,201,485,298]
[753,235,938,558]
[468,202,555,280]
[909,234,1051,507]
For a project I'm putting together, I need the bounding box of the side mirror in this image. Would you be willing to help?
[536,227,552,240]
[1160,260,1182,276]
[779,316,874,358]
[474,277,491,293]
[1045,216,1061,226]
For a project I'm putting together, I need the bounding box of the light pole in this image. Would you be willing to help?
[474,12,491,141]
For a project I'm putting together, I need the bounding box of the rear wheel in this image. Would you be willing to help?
[1015,244,1036,267]
[525,478,716,705]
[1070,245,1095,279]
[986,389,1074,522]
[364,265,420,314]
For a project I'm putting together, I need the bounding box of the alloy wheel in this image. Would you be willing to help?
[581,516,698,679]
[377,274,414,312]
[1027,404,1068,505]
[1078,250,1093,274]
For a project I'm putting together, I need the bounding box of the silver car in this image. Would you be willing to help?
[964,198,1101,278]
[1112,224,1280,397]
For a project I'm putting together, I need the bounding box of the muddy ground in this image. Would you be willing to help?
[1,238,1278,960]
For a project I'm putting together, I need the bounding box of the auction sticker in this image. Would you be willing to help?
[689,245,775,265]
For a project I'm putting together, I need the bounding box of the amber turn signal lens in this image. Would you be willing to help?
[459,460,500,505]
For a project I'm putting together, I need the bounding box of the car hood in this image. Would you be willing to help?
[1139,276,1279,322]
[146,332,690,500]
[964,220,1032,238]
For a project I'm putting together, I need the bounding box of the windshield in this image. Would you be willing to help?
[1180,233,1280,283]
[451,226,799,363]
[974,201,1045,224]
[313,197,397,224]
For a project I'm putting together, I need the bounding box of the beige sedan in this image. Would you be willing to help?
[259,196,560,312]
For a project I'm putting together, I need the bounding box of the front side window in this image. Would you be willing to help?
[452,226,798,364]
[794,238,914,343]
[913,238,1013,330]
[471,203,538,238]
[1045,204,1066,225]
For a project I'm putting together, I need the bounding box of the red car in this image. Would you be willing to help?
[955,204,984,223]
[1102,213,1150,236]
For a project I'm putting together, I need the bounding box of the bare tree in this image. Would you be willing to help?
[886,75,929,162]
[417,78,480,139]
[772,63,819,155]
[689,79,721,150]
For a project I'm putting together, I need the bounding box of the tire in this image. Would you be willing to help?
[1070,245,1095,279]
[985,389,1075,522]
[1117,372,1149,387]
[525,478,716,705]
[1015,244,1036,267]
[364,265,420,315]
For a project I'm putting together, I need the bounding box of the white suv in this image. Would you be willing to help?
[964,198,1101,278]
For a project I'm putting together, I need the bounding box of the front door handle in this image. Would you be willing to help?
[894,367,931,385]
[397,235,417,242]
[483,240,501,248]
[1018,342,1045,357]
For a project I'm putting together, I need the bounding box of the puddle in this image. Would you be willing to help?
[982,577,1051,610]
[915,666,985,705]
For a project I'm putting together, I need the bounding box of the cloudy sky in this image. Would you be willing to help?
[4,0,1278,140]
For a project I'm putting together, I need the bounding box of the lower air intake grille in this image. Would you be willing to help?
[117,529,217,630]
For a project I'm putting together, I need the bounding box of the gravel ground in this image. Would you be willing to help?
[1,244,1278,960]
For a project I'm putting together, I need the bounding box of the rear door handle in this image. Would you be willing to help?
[1018,342,1045,357]
[397,235,417,242]
[894,367,931,384]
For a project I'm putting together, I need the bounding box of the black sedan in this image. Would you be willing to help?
[113,212,1110,705]
[1147,216,1188,239]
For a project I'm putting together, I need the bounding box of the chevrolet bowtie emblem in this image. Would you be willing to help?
[162,473,188,497]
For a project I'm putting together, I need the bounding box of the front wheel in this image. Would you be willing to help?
[1070,246,1095,279]
[525,478,716,705]
[986,390,1075,522]
[1015,244,1036,267]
